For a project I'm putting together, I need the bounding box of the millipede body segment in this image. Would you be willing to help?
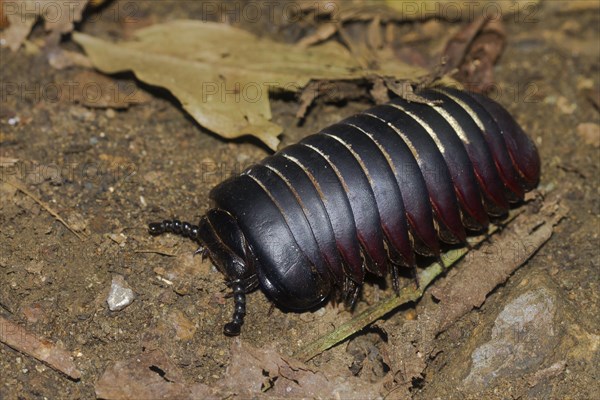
[149,87,541,335]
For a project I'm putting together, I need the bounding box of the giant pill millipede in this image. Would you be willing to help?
[149,86,540,336]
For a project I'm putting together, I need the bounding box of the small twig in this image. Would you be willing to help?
[0,301,13,315]
[0,315,82,380]
[135,249,178,257]
[1,179,85,241]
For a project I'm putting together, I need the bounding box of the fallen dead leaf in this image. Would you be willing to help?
[1,0,89,51]
[223,339,380,398]
[95,349,218,400]
[65,71,152,109]
[0,1,9,29]
[429,196,568,334]
[297,23,338,48]
[370,77,390,104]
[47,48,93,70]
[380,320,430,399]
[442,16,506,93]
[95,340,384,399]
[73,20,429,150]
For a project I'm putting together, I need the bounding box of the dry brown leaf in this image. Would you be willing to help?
[95,340,388,398]
[441,17,489,72]
[296,23,338,48]
[224,339,381,398]
[295,0,538,71]
[67,71,152,109]
[380,321,430,399]
[429,197,568,334]
[73,20,429,150]
[95,349,219,400]
[441,16,506,93]
[47,48,93,70]
[0,1,10,29]
[367,15,383,49]
[1,0,88,51]
[370,77,390,104]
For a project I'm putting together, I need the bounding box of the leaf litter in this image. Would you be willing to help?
[73,20,432,150]
[1,0,89,51]
[441,16,507,93]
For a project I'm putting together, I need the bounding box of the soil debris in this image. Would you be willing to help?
[0,179,86,240]
[0,315,81,380]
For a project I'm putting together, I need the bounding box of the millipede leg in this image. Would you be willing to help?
[223,281,246,336]
[344,281,360,309]
[391,263,400,293]
[410,264,419,288]
[194,246,209,261]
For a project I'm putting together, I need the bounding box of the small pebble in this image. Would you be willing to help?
[107,275,135,311]
[314,307,327,317]
[576,122,600,147]
[556,96,577,114]
[405,309,418,321]
[108,232,127,245]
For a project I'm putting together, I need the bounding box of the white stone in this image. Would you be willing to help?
[107,275,135,311]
